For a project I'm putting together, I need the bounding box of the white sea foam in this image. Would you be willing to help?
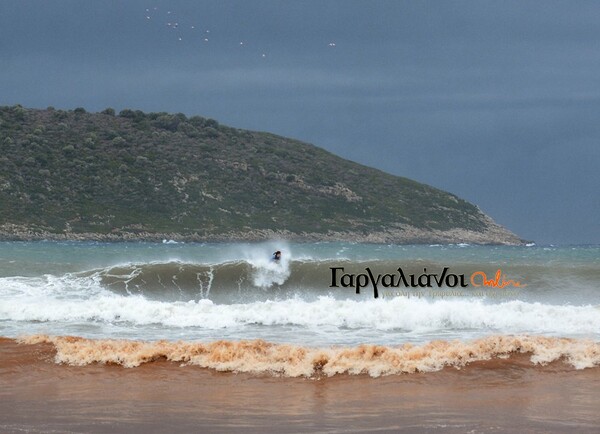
[2,274,599,336]
[238,241,293,288]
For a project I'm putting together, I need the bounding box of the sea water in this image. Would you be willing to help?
[1,241,598,347]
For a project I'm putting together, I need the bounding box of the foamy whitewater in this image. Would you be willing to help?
[1,241,599,375]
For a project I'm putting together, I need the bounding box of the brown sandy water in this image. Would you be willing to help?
[1,337,600,433]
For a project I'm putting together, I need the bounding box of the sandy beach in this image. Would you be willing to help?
[1,338,599,433]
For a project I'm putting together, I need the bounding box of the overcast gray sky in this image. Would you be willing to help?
[1,0,598,244]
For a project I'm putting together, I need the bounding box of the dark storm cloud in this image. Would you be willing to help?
[1,0,599,244]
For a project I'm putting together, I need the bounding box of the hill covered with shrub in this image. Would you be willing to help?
[0,105,522,244]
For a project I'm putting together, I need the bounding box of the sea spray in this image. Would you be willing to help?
[241,241,292,288]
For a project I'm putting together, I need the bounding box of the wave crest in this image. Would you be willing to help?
[18,335,600,377]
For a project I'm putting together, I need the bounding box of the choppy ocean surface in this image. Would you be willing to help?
[1,241,598,348]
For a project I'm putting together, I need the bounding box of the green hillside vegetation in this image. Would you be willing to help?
[0,104,507,241]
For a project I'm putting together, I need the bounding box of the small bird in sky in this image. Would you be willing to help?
[141,6,333,60]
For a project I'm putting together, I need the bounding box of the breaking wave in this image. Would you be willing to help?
[1,249,598,344]
[16,334,600,377]
[2,293,600,336]
[77,258,600,301]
